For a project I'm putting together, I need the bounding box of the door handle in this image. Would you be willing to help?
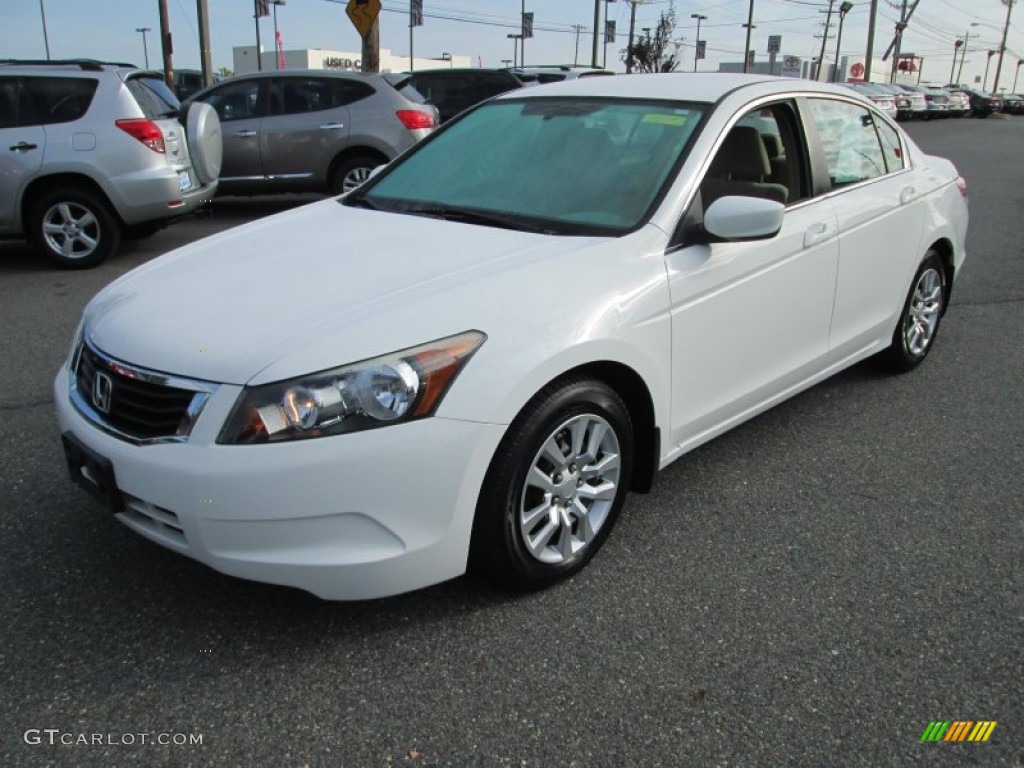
[9,142,38,151]
[899,186,916,205]
[803,221,832,248]
[319,123,345,130]
[232,130,257,138]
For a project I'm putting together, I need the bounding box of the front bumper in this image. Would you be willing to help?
[54,364,504,600]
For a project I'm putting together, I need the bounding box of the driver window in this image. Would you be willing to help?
[806,98,887,188]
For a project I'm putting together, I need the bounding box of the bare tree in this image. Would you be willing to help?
[622,4,680,73]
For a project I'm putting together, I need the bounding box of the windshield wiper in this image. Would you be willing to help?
[401,205,552,233]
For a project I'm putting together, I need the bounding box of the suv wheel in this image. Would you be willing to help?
[329,153,385,195]
[30,187,122,269]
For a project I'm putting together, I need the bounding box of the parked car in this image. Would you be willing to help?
[0,59,221,268]
[943,89,970,117]
[385,68,522,124]
[56,74,967,599]
[840,81,898,121]
[184,69,438,195]
[510,66,615,84]
[867,82,914,120]
[1001,93,1023,114]
[889,83,930,119]
[172,68,206,102]
[903,85,950,118]
[961,88,998,117]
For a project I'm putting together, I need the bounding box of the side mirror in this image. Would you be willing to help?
[703,196,785,241]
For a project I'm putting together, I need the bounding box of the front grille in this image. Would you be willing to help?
[74,341,203,441]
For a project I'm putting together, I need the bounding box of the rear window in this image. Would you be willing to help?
[23,77,98,125]
[125,75,180,118]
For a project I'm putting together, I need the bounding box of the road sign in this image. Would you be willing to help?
[767,35,782,54]
[346,0,381,39]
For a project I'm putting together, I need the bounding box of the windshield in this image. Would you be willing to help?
[350,97,704,236]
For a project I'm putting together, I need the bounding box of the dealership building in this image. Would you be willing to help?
[233,46,472,74]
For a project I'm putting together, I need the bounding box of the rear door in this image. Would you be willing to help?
[801,97,925,356]
[261,76,353,188]
[197,78,264,182]
[0,76,44,229]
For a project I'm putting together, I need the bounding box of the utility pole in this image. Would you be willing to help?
[743,0,755,73]
[361,17,380,72]
[864,0,878,81]
[990,0,1016,96]
[983,50,997,90]
[591,0,601,67]
[196,0,213,86]
[521,0,526,68]
[158,0,173,89]
[816,0,836,81]
[573,24,586,66]
[253,0,263,71]
[957,32,976,83]
[626,0,638,74]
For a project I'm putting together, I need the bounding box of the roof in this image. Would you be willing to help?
[495,72,841,104]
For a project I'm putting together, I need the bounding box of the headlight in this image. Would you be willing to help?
[218,331,485,444]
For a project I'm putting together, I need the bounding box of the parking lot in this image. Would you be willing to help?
[1,116,1021,766]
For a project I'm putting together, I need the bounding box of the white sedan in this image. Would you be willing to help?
[55,74,968,599]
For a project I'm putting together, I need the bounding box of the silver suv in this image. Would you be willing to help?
[184,69,437,195]
[0,60,222,268]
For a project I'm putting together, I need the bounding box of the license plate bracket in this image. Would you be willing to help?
[61,432,124,513]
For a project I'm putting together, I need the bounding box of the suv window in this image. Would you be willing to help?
[22,77,98,125]
[203,80,261,122]
[269,77,374,115]
[806,98,887,188]
[0,77,35,128]
[125,75,180,119]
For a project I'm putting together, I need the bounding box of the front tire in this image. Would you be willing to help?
[879,251,948,372]
[470,377,634,590]
[29,187,122,269]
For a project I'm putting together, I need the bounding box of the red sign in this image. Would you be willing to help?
[850,62,865,80]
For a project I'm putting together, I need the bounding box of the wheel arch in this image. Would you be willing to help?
[926,237,956,313]
[21,173,122,231]
[526,361,660,495]
[327,146,389,188]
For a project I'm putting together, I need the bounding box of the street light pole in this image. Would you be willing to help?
[135,27,152,68]
[833,2,853,82]
[38,0,51,59]
[691,14,707,72]
[990,0,1016,96]
[1014,59,1024,92]
[983,50,996,90]
[949,38,962,85]
[507,34,521,68]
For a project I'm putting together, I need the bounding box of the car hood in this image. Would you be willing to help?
[84,199,606,385]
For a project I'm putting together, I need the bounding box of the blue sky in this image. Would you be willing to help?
[3,1,1021,88]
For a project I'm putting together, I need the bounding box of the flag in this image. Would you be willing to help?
[255,0,269,18]
[276,30,285,69]
[522,12,534,39]
[411,0,423,27]
[696,40,706,60]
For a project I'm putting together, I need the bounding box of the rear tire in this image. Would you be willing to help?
[878,251,948,372]
[29,186,122,269]
[329,153,385,195]
[470,377,634,590]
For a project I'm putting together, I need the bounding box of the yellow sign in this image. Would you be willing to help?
[346,0,381,39]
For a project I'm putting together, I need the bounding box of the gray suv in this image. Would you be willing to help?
[185,70,438,195]
[0,60,222,268]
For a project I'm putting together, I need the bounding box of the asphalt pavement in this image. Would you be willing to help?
[0,118,1021,767]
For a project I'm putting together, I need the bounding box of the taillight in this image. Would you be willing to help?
[115,119,166,153]
[955,176,967,198]
[396,110,436,130]
[924,94,934,101]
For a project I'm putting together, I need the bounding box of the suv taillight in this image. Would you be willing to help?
[956,176,967,198]
[115,119,166,153]
[396,110,436,130]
